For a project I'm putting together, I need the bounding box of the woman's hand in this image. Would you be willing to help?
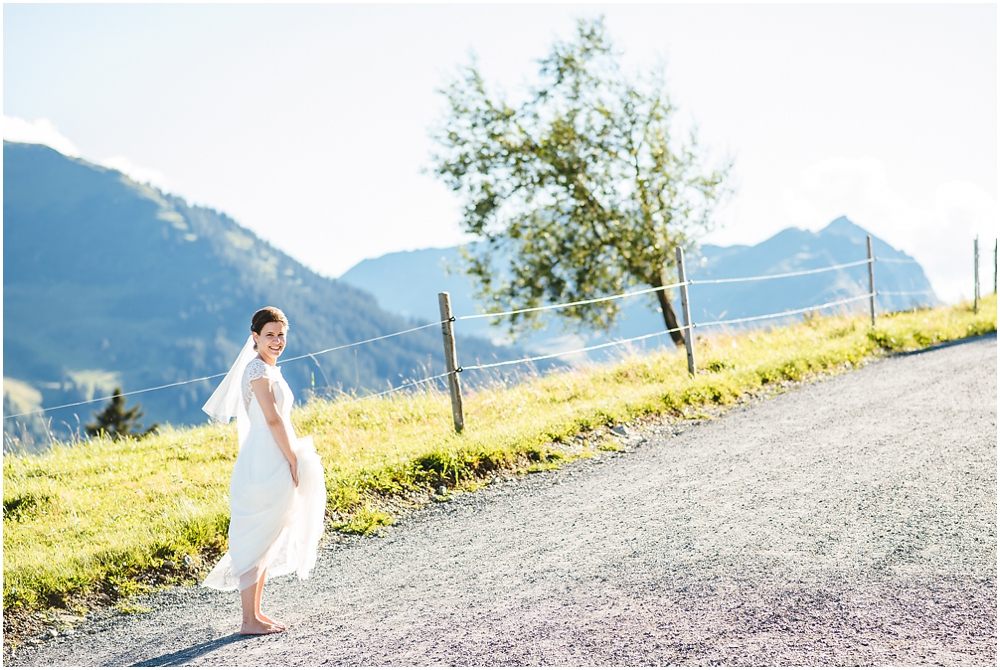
[288,453,299,487]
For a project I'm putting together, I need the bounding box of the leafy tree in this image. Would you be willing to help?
[85,388,158,440]
[431,16,732,346]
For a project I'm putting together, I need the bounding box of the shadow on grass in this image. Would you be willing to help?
[131,633,244,666]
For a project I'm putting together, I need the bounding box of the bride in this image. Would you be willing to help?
[201,306,326,635]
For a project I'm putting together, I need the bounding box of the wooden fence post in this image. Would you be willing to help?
[973,236,979,314]
[438,292,465,432]
[675,247,696,376]
[993,238,997,295]
[866,235,876,328]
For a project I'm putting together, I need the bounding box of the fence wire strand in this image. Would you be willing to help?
[2,374,232,421]
[689,259,871,285]
[878,290,935,297]
[694,293,874,328]
[2,319,447,421]
[457,281,687,321]
[359,371,453,400]
[461,326,686,372]
[281,320,444,362]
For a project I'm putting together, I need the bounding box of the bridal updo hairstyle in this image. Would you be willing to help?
[251,306,289,351]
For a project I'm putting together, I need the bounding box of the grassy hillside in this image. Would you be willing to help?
[3,295,995,635]
[3,141,522,447]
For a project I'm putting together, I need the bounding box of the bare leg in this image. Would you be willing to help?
[239,575,282,635]
[254,569,286,630]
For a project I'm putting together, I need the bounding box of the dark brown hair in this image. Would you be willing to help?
[251,306,289,350]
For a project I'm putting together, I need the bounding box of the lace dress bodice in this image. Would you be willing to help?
[242,358,289,415]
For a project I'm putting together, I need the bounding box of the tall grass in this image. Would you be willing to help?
[3,296,995,619]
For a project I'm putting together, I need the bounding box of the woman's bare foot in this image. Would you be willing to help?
[258,613,287,630]
[240,618,284,636]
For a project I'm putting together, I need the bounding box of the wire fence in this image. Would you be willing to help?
[281,320,444,363]
[456,280,686,321]
[364,371,454,400]
[462,326,686,372]
[3,319,447,421]
[689,259,870,285]
[3,374,231,421]
[693,293,873,329]
[431,240,951,430]
[0,243,955,427]
[877,290,935,297]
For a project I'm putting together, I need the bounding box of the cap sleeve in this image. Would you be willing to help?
[242,359,274,409]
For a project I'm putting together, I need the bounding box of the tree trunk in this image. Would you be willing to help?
[655,282,686,348]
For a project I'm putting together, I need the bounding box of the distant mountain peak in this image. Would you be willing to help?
[822,215,867,238]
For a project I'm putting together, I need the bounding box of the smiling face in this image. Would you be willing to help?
[254,321,287,365]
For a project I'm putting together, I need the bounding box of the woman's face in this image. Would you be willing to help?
[254,321,287,363]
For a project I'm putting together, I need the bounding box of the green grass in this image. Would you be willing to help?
[3,295,995,620]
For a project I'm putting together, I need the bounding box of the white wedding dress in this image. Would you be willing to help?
[202,357,326,591]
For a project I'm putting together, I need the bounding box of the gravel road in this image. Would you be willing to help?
[10,334,996,667]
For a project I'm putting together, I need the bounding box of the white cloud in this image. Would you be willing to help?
[2,115,81,156]
[2,115,174,194]
[100,155,172,192]
[783,157,997,303]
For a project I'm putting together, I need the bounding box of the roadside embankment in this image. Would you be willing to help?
[2,295,995,650]
[8,311,996,666]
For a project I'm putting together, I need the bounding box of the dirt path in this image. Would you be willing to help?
[9,334,996,666]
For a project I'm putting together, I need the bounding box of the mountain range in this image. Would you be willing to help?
[340,218,937,358]
[2,141,523,449]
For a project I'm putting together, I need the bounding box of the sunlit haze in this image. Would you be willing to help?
[4,3,996,303]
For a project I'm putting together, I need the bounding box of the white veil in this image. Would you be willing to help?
[202,334,257,444]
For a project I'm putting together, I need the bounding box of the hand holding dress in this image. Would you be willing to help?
[203,358,326,591]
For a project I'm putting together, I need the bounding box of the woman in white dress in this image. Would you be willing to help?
[201,306,326,635]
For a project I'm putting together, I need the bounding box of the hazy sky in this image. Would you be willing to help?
[4,3,997,303]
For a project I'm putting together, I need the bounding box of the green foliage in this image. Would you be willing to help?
[339,506,394,535]
[84,388,158,440]
[3,491,52,523]
[431,16,732,337]
[2,295,994,623]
